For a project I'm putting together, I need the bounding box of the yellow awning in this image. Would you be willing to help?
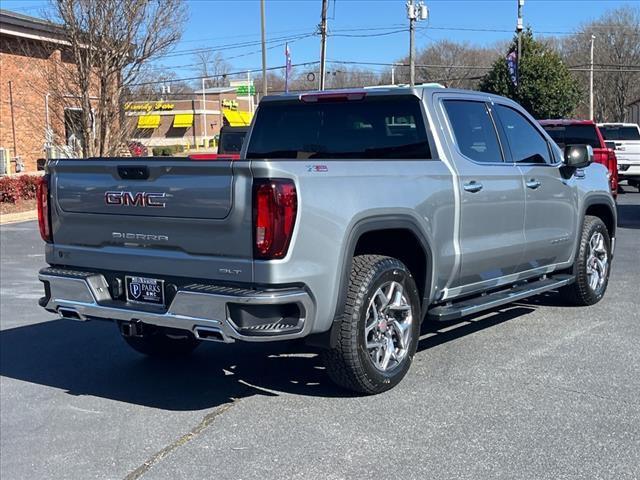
[223,109,252,126]
[173,113,193,128]
[137,114,161,129]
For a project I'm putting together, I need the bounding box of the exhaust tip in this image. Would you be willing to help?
[58,308,83,321]
[194,327,227,343]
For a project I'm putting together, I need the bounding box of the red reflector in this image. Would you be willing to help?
[37,176,52,242]
[300,90,366,103]
[253,179,297,259]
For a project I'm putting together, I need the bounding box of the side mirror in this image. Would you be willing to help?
[563,144,593,169]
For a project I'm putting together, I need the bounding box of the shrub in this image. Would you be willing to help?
[0,174,42,203]
[18,175,39,199]
[0,177,23,203]
[152,145,185,156]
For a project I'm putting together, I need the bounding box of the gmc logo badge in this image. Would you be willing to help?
[105,191,166,208]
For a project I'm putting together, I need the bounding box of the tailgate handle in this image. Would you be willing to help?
[118,166,149,180]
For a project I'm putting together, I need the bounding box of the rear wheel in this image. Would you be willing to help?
[121,325,201,358]
[559,215,611,306]
[322,255,421,394]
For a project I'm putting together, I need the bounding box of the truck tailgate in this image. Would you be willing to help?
[48,158,254,282]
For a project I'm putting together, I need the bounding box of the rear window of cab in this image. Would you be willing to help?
[246,96,431,160]
[541,124,601,149]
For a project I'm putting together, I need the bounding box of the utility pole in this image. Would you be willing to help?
[590,34,596,120]
[319,0,328,90]
[517,0,524,67]
[260,0,267,97]
[407,0,428,87]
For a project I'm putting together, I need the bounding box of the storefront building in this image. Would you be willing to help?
[126,83,254,149]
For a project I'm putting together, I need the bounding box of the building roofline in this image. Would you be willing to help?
[0,9,66,44]
[193,87,237,94]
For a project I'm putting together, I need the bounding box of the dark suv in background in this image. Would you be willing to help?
[540,119,618,197]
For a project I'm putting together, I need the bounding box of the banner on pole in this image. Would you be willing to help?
[506,50,518,87]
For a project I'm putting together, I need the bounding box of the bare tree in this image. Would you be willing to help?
[395,40,496,89]
[195,50,230,88]
[563,5,640,121]
[42,0,187,157]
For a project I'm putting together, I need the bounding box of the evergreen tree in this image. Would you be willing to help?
[479,30,580,119]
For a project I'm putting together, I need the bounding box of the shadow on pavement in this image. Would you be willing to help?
[1,305,539,410]
[417,305,536,352]
[0,319,338,410]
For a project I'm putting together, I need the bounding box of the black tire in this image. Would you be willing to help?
[322,255,421,394]
[122,325,201,358]
[559,215,611,306]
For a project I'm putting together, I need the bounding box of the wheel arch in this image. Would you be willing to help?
[575,194,617,267]
[335,216,435,323]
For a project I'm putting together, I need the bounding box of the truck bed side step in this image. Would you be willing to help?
[428,274,575,322]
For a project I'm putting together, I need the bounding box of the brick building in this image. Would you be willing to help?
[126,84,254,149]
[0,9,86,174]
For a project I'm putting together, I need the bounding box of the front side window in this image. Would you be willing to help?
[246,96,431,159]
[443,100,503,163]
[495,105,551,164]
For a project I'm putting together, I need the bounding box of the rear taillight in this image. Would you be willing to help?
[37,176,52,242]
[594,149,618,195]
[253,179,297,259]
[607,150,618,192]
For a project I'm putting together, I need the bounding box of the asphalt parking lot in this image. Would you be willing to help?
[1,189,639,480]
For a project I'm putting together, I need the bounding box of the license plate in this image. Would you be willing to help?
[125,276,165,306]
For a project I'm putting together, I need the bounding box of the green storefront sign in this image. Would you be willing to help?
[236,85,256,96]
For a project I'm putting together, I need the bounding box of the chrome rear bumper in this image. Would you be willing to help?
[39,267,315,343]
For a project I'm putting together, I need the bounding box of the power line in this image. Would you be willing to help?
[131,61,321,87]
[156,32,316,60]
[147,34,314,72]
[328,29,407,38]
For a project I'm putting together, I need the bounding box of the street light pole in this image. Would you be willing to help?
[260,0,267,98]
[590,34,596,120]
[517,0,524,68]
[201,77,207,146]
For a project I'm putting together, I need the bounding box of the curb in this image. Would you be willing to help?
[0,210,38,225]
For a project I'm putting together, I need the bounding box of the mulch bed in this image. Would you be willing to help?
[0,199,37,215]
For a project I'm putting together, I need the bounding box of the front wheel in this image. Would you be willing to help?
[322,255,421,394]
[121,325,201,358]
[559,215,611,306]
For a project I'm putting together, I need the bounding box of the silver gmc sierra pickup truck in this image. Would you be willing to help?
[38,86,616,394]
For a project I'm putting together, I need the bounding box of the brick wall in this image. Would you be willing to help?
[0,35,68,174]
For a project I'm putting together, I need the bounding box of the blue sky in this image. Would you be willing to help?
[2,0,637,77]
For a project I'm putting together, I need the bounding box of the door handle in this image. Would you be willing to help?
[463,181,483,193]
[526,179,541,189]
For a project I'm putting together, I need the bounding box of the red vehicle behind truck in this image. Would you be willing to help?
[540,119,618,197]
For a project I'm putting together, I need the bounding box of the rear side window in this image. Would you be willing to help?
[495,105,551,164]
[599,125,640,141]
[246,96,431,159]
[543,124,601,149]
[443,100,503,163]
